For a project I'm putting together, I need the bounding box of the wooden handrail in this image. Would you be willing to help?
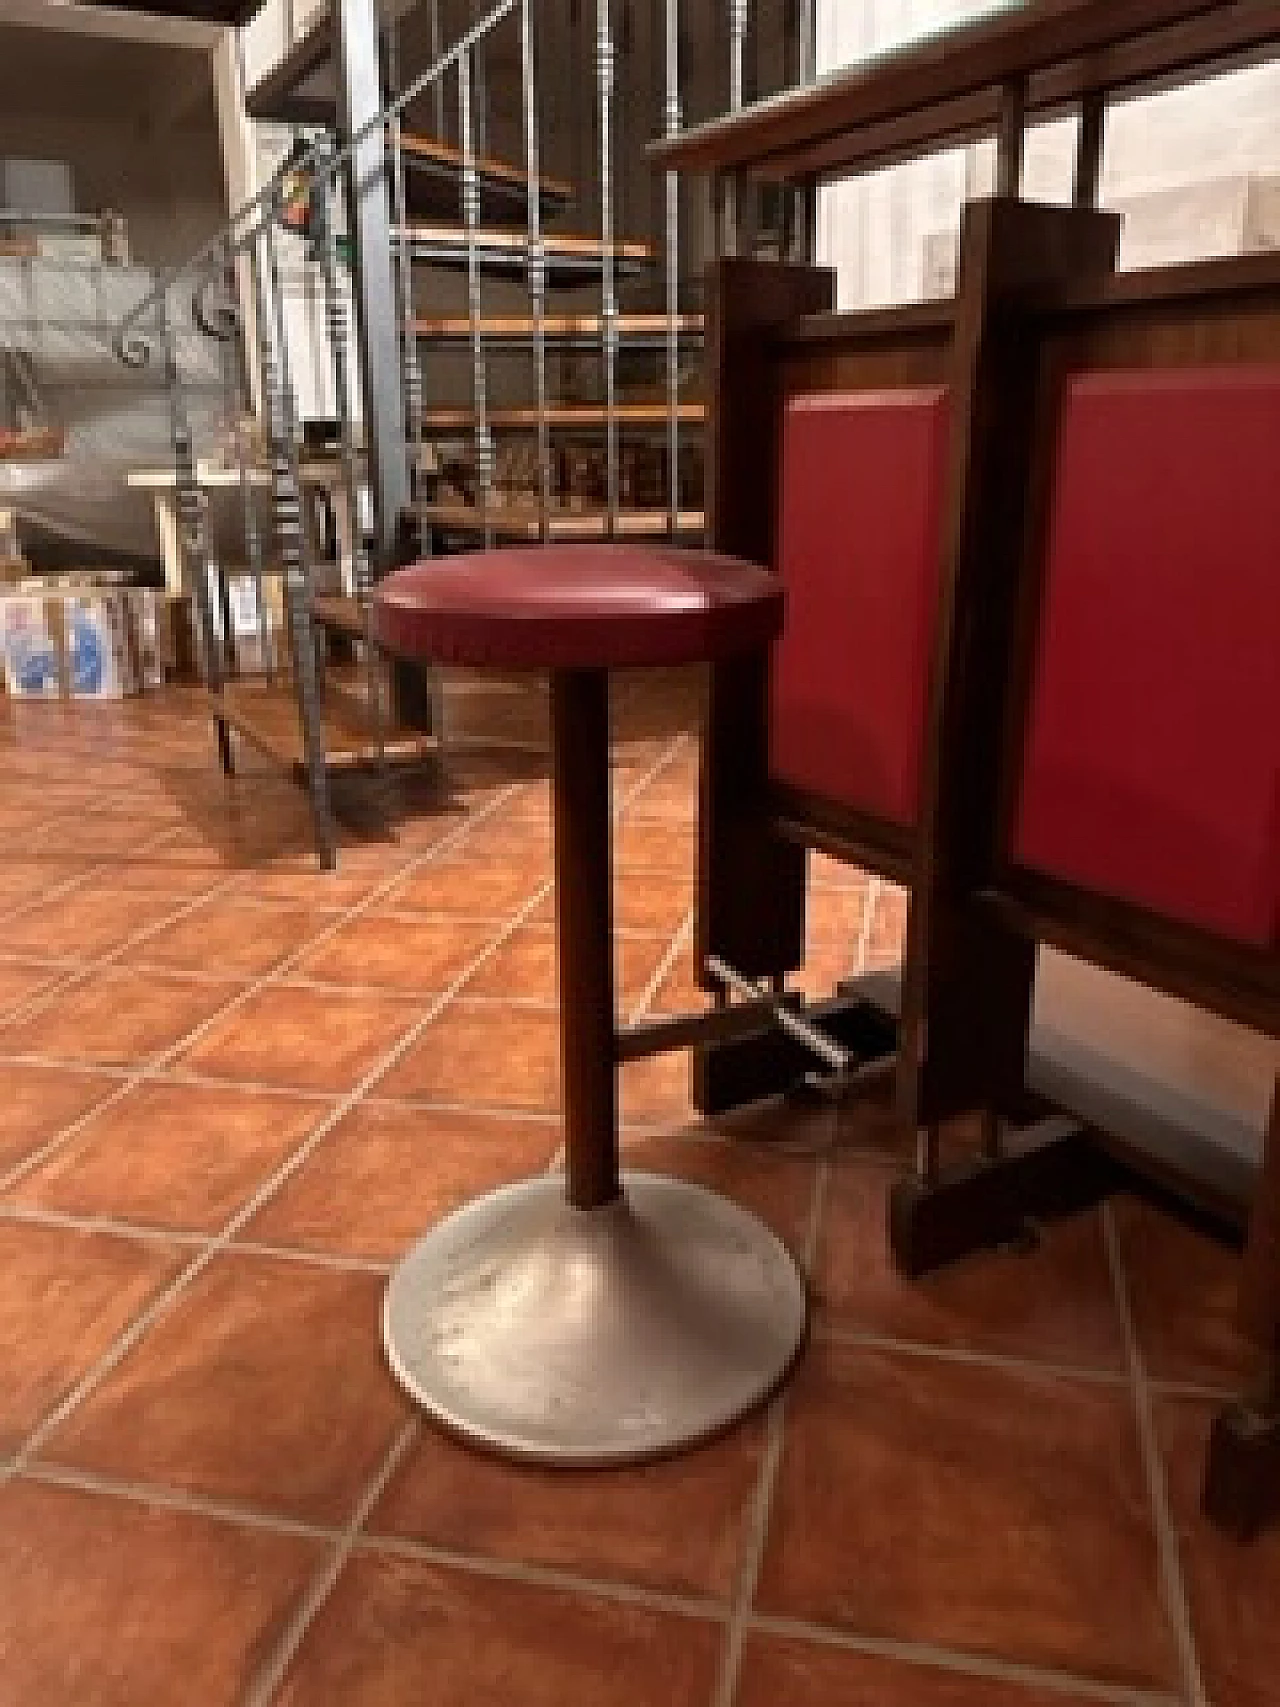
[648,0,1280,182]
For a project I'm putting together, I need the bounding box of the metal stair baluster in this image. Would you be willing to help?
[385,18,428,560]
[597,0,619,538]
[519,0,552,544]
[163,289,230,773]
[459,50,494,551]
[721,0,750,253]
[212,241,275,682]
[311,137,388,776]
[664,0,682,540]
[255,204,337,871]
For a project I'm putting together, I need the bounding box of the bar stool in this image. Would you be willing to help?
[374,543,805,1465]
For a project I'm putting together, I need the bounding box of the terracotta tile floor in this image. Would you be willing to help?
[0,675,1269,1705]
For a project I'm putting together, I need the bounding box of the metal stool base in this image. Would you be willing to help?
[383,1170,807,1465]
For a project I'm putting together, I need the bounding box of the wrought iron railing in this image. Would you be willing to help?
[110,0,814,871]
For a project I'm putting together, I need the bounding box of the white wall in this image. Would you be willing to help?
[0,102,225,271]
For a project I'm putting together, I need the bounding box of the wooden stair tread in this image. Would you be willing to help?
[399,132,574,201]
[400,225,657,274]
[312,593,367,638]
[415,500,705,541]
[216,677,434,772]
[420,401,705,432]
[413,312,703,344]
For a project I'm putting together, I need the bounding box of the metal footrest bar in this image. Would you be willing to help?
[706,954,853,1076]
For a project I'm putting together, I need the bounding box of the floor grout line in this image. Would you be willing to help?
[0,778,532,1472]
[243,1419,423,1707]
[239,732,694,1696]
[710,1145,831,1707]
[0,865,249,1032]
[1,734,687,1477]
[629,908,695,1025]
[1102,1204,1206,1707]
[0,781,526,1200]
[746,1613,1186,1707]
[21,1460,341,1546]
[356,1529,730,1624]
[0,818,192,932]
[816,1321,1134,1389]
[0,1201,209,1250]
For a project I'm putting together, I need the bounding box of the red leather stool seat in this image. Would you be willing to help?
[375,544,784,670]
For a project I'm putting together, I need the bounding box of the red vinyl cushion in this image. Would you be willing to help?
[1013,367,1280,949]
[769,388,950,825]
[374,544,783,670]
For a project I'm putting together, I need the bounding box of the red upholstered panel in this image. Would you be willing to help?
[1013,367,1280,949]
[770,389,950,826]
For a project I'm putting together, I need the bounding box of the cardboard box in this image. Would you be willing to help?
[0,595,62,697]
[35,233,104,267]
[0,157,75,222]
[65,593,138,698]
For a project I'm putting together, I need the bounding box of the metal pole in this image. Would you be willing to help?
[705,956,850,1076]
[597,0,620,537]
[162,294,225,753]
[520,0,553,542]
[385,20,428,553]
[215,242,274,680]
[429,0,445,139]
[310,139,386,766]
[256,208,337,870]
[459,50,494,550]
[472,0,489,163]
[663,0,681,538]
[334,0,410,576]
[721,0,749,252]
[789,0,817,263]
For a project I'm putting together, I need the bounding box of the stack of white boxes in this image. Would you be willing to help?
[1,584,171,700]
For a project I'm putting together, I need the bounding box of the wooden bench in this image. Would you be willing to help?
[655,0,1280,1535]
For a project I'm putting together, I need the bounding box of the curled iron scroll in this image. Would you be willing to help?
[193,270,241,343]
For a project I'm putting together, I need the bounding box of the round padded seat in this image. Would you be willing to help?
[374,541,805,1467]
[374,543,784,669]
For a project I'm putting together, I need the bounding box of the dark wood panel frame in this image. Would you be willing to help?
[678,3,1280,1533]
[695,258,955,1113]
[982,253,1280,1040]
[896,197,1123,1131]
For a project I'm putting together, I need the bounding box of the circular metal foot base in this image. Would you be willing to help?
[383,1171,807,1466]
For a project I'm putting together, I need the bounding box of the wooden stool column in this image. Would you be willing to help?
[552,667,620,1210]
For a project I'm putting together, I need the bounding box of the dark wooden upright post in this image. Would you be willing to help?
[898,198,1121,1133]
[552,667,620,1210]
[697,257,832,982]
[694,257,832,1113]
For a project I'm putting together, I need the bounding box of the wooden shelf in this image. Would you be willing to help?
[0,428,67,462]
[420,401,705,434]
[413,312,704,348]
[215,676,434,773]
[312,593,367,641]
[649,0,1280,184]
[415,500,705,541]
[400,224,656,279]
